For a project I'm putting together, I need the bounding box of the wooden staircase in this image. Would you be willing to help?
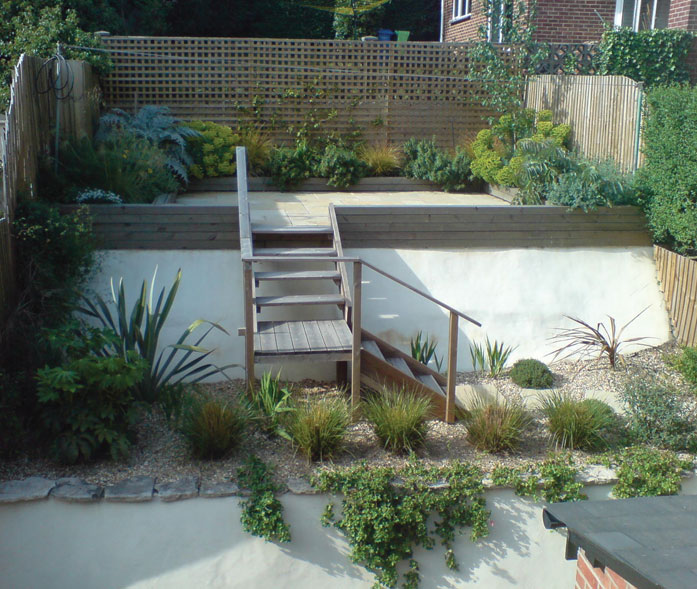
[236,147,480,422]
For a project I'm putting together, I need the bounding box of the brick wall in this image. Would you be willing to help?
[576,549,638,589]
[668,0,697,30]
[442,0,487,42]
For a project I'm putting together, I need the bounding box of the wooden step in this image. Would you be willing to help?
[386,356,414,378]
[253,247,337,257]
[252,225,333,235]
[362,339,385,361]
[418,373,444,395]
[255,293,345,308]
[255,270,341,282]
[255,319,352,360]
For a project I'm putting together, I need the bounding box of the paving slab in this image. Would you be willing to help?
[156,477,199,502]
[0,477,55,503]
[199,481,240,498]
[105,476,155,503]
[51,479,104,503]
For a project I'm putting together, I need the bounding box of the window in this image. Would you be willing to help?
[487,0,514,43]
[614,0,671,31]
[452,0,471,20]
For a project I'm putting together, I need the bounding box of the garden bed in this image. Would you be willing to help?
[2,342,692,488]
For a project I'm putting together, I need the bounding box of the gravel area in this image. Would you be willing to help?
[1,342,693,486]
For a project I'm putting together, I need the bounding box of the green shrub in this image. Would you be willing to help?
[509,359,553,389]
[621,376,697,451]
[359,143,401,176]
[36,325,147,463]
[464,397,530,453]
[363,387,432,453]
[610,446,693,498]
[598,27,693,88]
[54,134,179,203]
[332,0,387,39]
[181,394,246,459]
[0,370,28,458]
[402,138,472,192]
[669,347,697,386]
[639,85,697,252]
[316,144,367,189]
[289,396,350,461]
[185,120,238,179]
[248,372,295,438]
[539,392,616,451]
[268,141,318,190]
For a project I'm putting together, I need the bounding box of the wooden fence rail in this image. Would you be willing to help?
[655,245,697,347]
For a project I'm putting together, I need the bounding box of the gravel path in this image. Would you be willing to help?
[1,342,693,486]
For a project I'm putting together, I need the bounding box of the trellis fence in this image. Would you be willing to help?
[0,54,99,327]
[525,75,644,172]
[99,36,502,148]
[654,246,697,347]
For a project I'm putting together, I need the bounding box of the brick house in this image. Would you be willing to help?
[441,0,697,43]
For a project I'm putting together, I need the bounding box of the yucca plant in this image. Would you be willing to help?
[539,391,616,451]
[549,309,650,368]
[79,268,231,403]
[181,394,246,459]
[464,396,530,453]
[363,387,433,453]
[248,371,295,439]
[470,341,487,373]
[289,396,350,462]
[410,331,443,372]
[358,142,401,176]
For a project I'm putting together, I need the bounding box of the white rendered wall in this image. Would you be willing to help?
[87,246,671,380]
[0,484,638,589]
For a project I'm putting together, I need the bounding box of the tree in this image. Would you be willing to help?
[299,0,392,39]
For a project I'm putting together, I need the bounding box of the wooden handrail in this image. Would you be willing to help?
[329,203,352,321]
[236,146,253,259]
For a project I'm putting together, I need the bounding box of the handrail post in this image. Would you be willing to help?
[243,260,255,391]
[446,311,458,424]
[351,261,362,414]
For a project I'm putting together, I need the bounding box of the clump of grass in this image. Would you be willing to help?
[237,128,273,173]
[290,396,351,462]
[181,394,246,459]
[509,358,554,389]
[363,387,433,453]
[539,391,616,451]
[359,143,401,176]
[464,396,530,453]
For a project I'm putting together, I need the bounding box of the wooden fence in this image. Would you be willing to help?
[98,36,501,148]
[654,245,697,347]
[525,75,644,172]
[0,54,99,325]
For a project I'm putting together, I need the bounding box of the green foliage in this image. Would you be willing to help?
[97,106,199,184]
[491,453,587,503]
[598,27,694,88]
[329,0,389,39]
[469,341,486,373]
[248,372,295,439]
[268,141,318,190]
[0,4,112,106]
[52,134,179,203]
[363,387,433,454]
[79,268,230,404]
[639,85,697,253]
[463,396,530,453]
[314,461,490,588]
[185,121,239,179]
[509,358,553,389]
[668,347,697,386]
[76,189,123,205]
[410,331,443,372]
[289,396,350,462]
[469,337,514,377]
[621,376,697,451]
[402,138,472,192]
[238,455,291,543]
[36,324,147,463]
[539,392,617,451]
[609,446,693,499]
[359,143,402,176]
[0,370,28,458]
[316,143,368,188]
[180,393,246,459]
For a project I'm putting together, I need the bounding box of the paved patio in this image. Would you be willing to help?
[175,190,506,225]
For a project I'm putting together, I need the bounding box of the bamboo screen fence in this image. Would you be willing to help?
[654,246,697,347]
[0,54,99,326]
[98,36,502,148]
[525,75,644,172]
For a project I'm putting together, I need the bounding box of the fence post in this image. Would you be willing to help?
[446,311,458,424]
[351,261,362,414]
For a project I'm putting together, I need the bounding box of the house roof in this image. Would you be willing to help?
[543,495,697,589]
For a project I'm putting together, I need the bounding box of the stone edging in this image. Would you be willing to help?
[3,464,683,505]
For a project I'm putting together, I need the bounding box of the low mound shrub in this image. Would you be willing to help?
[181,394,246,459]
[363,387,432,453]
[268,141,317,190]
[402,138,472,192]
[316,144,367,189]
[539,392,616,451]
[509,358,553,389]
[464,397,530,453]
[290,396,350,461]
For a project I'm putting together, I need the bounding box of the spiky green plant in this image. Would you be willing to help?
[410,331,443,372]
[248,371,295,439]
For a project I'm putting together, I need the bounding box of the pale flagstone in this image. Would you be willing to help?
[286,477,317,495]
[199,481,240,498]
[0,477,55,503]
[156,477,199,502]
[105,476,155,502]
[51,479,104,503]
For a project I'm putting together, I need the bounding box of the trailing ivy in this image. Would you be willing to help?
[237,456,291,543]
[490,453,587,503]
[598,27,694,88]
[313,461,490,589]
